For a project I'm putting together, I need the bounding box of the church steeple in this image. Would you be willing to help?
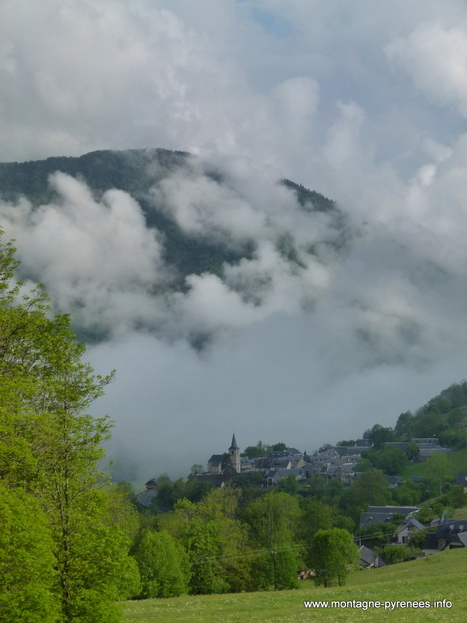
[229,433,240,473]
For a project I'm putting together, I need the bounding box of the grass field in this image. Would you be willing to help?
[122,548,467,623]
[399,448,467,480]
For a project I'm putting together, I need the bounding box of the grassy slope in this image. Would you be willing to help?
[122,548,467,623]
[399,448,467,479]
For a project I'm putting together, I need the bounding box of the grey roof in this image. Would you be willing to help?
[419,447,453,458]
[436,520,467,538]
[456,472,467,485]
[255,458,272,469]
[334,446,361,456]
[229,433,239,451]
[208,454,224,466]
[386,476,405,489]
[359,545,386,567]
[384,442,410,450]
[360,506,419,529]
[398,517,424,531]
[367,506,419,514]
[271,458,292,469]
[137,489,158,508]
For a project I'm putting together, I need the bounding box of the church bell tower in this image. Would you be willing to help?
[229,433,241,473]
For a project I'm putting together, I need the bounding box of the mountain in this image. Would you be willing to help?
[0,149,344,281]
[0,148,349,344]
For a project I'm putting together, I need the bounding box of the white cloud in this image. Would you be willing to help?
[386,23,467,117]
[0,173,167,336]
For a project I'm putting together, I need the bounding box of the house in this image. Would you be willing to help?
[386,476,405,489]
[419,447,453,461]
[360,506,420,529]
[270,458,292,471]
[395,517,424,544]
[434,520,467,550]
[383,441,410,451]
[264,467,307,487]
[359,545,386,569]
[137,488,158,508]
[137,475,171,508]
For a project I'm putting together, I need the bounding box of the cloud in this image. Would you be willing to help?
[0,173,167,336]
[386,23,467,117]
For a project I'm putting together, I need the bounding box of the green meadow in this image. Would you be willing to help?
[399,448,467,480]
[123,548,467,623]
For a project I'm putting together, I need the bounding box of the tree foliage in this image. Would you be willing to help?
[310,528,358,587]
[134,530,188,598]
[0,232,137,622]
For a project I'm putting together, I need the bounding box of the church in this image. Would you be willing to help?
[207,434,241,475]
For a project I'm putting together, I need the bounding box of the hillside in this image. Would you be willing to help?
[122,548,467,623]
[0,149,343,287]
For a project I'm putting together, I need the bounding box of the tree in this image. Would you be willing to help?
[378,545,422,565]
[244,491,301,590]
[368,424,395,449]
[375,447,408,475]
[341,470,390,521]
[310,528,358,587]
[161,489,253,594]
[425,452,454,495]
[243,441,269,458]
[0,232,137,622]
[279,473,299,494]
[220,452,237,477]
[395,411,414,438]
[299,497,335,568]
[134,530,189,598]
[0,485,59,623]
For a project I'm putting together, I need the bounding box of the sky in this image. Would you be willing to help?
[1,0,467,480]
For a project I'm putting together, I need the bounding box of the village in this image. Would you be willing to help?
[139,433,467,569]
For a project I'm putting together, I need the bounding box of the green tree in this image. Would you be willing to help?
[341,470,390,522]
[134,530,189,598]
[425,452,454,495]
[378,544,422,565]
[243,441,269,458]
[368,424,395,449]
[299,497,335,567]
[161,489,253,594]
[244,491,301,590]
[395,411,414,438]
[375,447,408,475]
[0,485,59,623]
[310,528,358,587]
[220,452,237,478]
[279,473,299,494]
[0,232,136,622]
